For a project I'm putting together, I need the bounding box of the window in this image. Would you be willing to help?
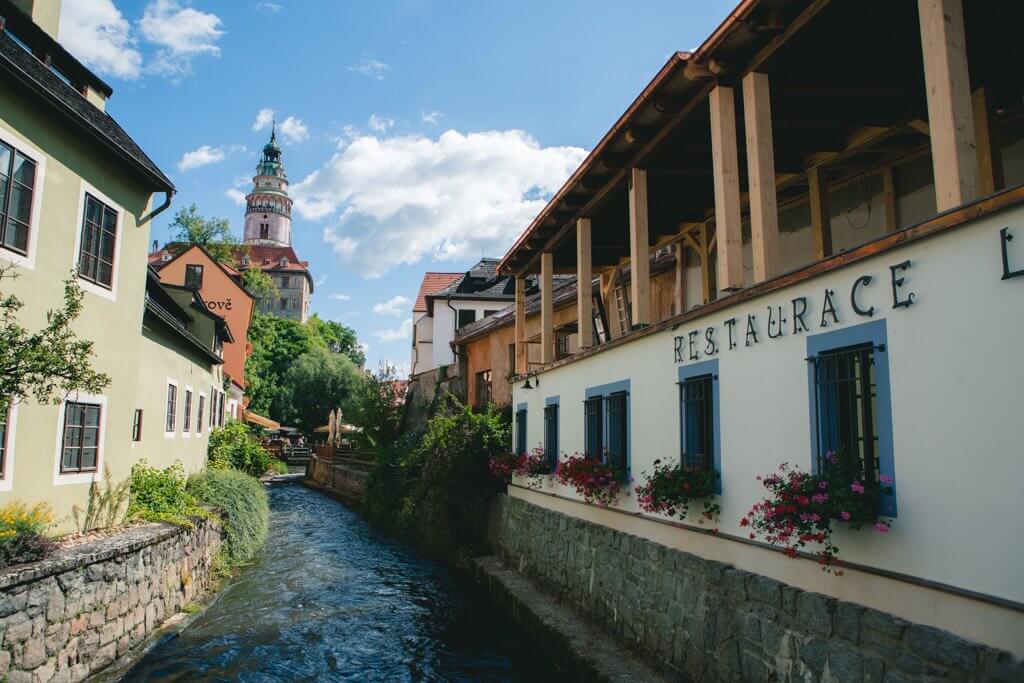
[515,406,527,455]
[196,395,205,435]
[280,297,287,310]
[183,389,193,433]
[0,404,10,478]
[260,222,269,239]
[165,383,177,434]
[457,309,477,329]
[544,401,559,471]
[0,141,37,255]
[592,294,609,345]
[807,320,896,516]
[131,409,143,442]
[219,391,226,426]
[60,402,101,473]
[483,310,499,318]
[209,388,216,428]
[679,375,714,469]
[507,344,516,377]
[606,392,628,472]
[474,370,492,411]
[184,264,203,290]
[78,193,118,289]
[584,396,603,458]
[555,332,570,360]
[281,276,290,289]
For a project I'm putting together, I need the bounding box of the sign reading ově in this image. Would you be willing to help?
[673,259,915,364]
[206,298,234,312]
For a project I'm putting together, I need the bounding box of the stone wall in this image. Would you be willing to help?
[306,455,367,506]
[0,518,222,683]
[489,495,1023,682]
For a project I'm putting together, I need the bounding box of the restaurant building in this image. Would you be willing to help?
[496,0,1024,674]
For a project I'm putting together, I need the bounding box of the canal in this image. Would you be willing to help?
[120,483,559,682]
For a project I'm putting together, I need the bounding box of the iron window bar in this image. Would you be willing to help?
[810,343,879,483]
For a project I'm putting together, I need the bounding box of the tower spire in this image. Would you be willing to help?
[270,118,276,144]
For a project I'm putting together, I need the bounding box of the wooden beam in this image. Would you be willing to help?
[628,167,652,326]
[808,165,832,260]
[743,71,780,282]
[515,277,527,375]
[699,222,712,304]
[972,87,1003,196]
[540,253,554,364]
[576,218,593,349]
[882,165,897,233]
[674,241,685,315]
[918,0,979,210]
[741,0,833,78]
[709,85,743,292]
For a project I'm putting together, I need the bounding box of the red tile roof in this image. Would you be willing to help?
[414,272,462,312]
[238,245,310,273]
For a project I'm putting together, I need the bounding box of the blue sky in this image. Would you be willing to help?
[59,0,734,374]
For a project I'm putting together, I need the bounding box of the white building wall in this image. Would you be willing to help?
[431,300,509,369]
[513,208,1024,606]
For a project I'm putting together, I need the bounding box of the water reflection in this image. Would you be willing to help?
[123,484,557,682]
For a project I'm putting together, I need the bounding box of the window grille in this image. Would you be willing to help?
[165,384,177,433]
[515,409,527,455]
[679,374,714,470]
[584,396,602,458]
[61,402,100,473]
[606,392,628,471]
[811,343,879,482]
[544,404,558,470]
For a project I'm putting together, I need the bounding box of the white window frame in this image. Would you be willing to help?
[182,385,193,438]
[72,180,124,302]
[52,392,107,486]
[165,378,178,438]
[196,391,206,436]
[0,124,46,271]
[0,401,20,492]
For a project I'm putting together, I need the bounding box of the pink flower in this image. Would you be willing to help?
[879,474,893,485]
[811,493,828,504]
[840,511,851,521]
[851,481,866,495]
[874,522,890,533]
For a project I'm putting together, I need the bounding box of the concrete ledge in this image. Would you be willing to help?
[472,555,667,683]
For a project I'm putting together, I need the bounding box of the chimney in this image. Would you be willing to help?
[151,239,158,255]
[10,0,62,41]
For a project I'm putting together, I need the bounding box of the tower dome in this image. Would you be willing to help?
[243,124,293,247]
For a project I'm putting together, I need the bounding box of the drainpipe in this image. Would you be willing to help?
[138,190,174,226]
[446,292,460,362]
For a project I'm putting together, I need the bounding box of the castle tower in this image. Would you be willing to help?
[243,125,292,246]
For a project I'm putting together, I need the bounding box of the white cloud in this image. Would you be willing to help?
[252,108,275,132]
[372,295,410,317]
[374,319,413,343]
[329,293,351,301]
[358,341,370,354]
[368,115,394,133]
[256,2,283,13]
[315,274,328,287]
[348,58,390,80]
[225,175,249,204]
[422,110,442,125]
[178,145,226,172]
[139,0,223,79]
[292,129,587,277]
[278,116,309,143]
[59,0,142,79]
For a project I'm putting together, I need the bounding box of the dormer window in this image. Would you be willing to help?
[241,255,250,266]
[279,257,288,267]
[161,251,172,262]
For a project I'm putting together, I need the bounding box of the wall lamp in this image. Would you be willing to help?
[522,372,540,390]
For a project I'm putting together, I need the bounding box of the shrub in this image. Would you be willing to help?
[268,459,289,475]
[555,453,626,507]
[0,501,56,568]
[743,453,893,574]
[72,465,129,532]
[635,459,720,522]
[207,422,272,475]
[128,461,205,526]
[188,468,269,566]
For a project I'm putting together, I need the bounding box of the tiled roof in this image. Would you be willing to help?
[0,22,173,192]
[413,272,463,312]
[454,275,578,342]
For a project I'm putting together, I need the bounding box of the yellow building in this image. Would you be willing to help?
[0,0,220,530]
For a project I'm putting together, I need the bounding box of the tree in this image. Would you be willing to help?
[307,315,365,367]
[241,267,277,300]
[170,204,242,264]
[280,347,361,434]
[0,267,109,414]
[244,313,313,416]
[345,362,403,449]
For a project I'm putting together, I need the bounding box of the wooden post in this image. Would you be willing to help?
[808,165,832,259]
[709,85,743,291]
[514,276,527,375]
[628,167,651,326]
[918,0,978,210]
[674,240,685,315]
[882,166,897,233]
[972,87,1003,196]
[699,222,712,304]
[742,72,780,282]
[576,218,593,349]
[540,252,554,364]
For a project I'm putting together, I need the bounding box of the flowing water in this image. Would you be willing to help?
[121,483,559,682]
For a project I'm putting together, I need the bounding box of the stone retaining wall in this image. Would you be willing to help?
[489,495,1023,682]
[306,456,367,506]
[0,518,222,683]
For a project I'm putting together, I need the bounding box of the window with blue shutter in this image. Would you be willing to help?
[515,405,527,455]
[678,359,721,493]
[544,398,559,471]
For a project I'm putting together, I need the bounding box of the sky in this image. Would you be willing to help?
[58,0,735,376]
